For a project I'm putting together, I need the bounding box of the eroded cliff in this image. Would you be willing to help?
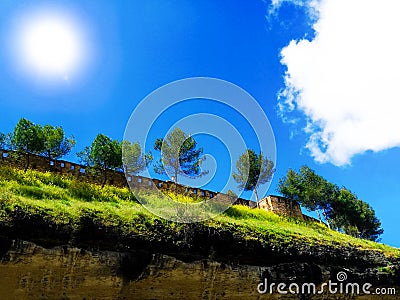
[0,218,399,299]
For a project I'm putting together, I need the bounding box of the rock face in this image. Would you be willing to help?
[0,235,399,300]
[0,206,399,299]
[0,240,263,299]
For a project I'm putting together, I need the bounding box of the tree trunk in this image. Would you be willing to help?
[316,209,322,223]
[174,170,178,194]
[322,208,331,229]
[254,187,260,209]
[24,153,30,172]
[102,167,107,188]
[289,199,293,216]
[48,150,52,169]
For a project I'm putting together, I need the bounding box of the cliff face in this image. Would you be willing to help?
[0,240,263,299]
[0,220,399,300]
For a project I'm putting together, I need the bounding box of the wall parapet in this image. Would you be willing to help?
[0,150,246,204]
[258,195,303,218]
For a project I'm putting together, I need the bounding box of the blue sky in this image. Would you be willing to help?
[0,0,399,247]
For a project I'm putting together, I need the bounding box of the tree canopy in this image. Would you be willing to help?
[42,125,76,161]
[329,188,383,241]
[278,166,338,227]
[77,134,122,187]
[153,128,207,184]
[122,140,152,175]
[278,165,383,241]
[9,118,76,171]
[12,118,45,171]
[232,149,275,208]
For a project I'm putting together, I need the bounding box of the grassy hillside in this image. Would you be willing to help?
[0,166,399,259]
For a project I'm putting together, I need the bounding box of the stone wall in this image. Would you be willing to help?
[258,195,303,218]
[0,150,302,218]
[0,150,249,205]
[0,150,128,187]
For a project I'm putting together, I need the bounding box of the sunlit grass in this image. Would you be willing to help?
[214,205,399,256]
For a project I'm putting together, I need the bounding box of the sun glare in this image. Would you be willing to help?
[14,10,87,82]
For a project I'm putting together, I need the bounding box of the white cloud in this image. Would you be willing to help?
[267,0,320,21]
[278,0,400,166]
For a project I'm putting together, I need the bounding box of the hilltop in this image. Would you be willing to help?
[0,166,399,299]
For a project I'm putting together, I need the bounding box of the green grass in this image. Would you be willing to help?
[0,165,399,259]
[215,205,399,256]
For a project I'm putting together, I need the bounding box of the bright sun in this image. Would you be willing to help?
[15,11,86,81]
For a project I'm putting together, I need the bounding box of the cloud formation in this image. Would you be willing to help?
[268,0,320,20]
[277,0,400,166]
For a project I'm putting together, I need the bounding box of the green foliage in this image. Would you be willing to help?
[80,133,122,169]
[13,185,68,200]
[330,188,383,241]
[122,140,152,175]
[232,149,275,206]
[0,166,70,188]
[68,180,136,203]
[0,132,7,149]
[278,166,383,241]
[7,118,75,171]
[12,118,45,170]
[278,166,338,226]
[0,166,20,182]
[42,125,76,160]
[77,134,122,186]
[329,188,357,230]
[91,134,122,169]
[103,185,137,202]
[163,191,203,204]
[68,181,99,201]
[0,166,136,203]
[378,263,395,275]
[224,205,282,222]
[12,118,45,154]
[277,169,302,202]
[279,166,336,215]
[33,171,70,189]
[153,128,207,184]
